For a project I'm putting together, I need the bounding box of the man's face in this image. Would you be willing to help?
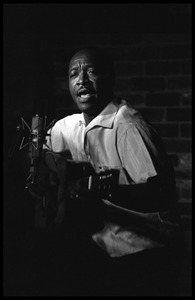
[68,50,112,116]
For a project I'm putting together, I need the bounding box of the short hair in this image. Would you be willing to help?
[69,46,115,86]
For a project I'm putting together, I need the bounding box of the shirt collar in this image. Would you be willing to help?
[78,100,118,130]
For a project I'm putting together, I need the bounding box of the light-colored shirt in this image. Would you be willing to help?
[44,99,170,257]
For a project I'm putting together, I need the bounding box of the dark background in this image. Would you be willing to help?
[3,3,192,296]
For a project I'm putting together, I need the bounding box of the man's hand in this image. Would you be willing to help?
[67,169,119,211]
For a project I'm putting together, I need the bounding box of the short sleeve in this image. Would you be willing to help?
[43,120,68,153]
[118,125,157,183]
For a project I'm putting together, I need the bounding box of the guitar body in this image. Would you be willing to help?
[32,155,119,232]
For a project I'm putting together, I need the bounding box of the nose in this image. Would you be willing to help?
[76,70,89,86]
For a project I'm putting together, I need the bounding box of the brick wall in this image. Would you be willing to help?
[49,33,192,232]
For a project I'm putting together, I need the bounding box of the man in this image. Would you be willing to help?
[40,47,184,296]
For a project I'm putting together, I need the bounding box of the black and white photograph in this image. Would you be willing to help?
[3,3,192,296]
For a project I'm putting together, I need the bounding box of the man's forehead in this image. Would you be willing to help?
[69,51,100,68]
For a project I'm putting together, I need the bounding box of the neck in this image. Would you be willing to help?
[83,95,113,125]
[83,113,95,126]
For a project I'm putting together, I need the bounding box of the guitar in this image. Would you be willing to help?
[49,157,120,228]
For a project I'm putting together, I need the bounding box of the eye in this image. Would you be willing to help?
[69,69,78,78]
[88,68,98,76]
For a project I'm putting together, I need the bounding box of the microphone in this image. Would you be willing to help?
[19,114,55,189]
[25,114,45,188]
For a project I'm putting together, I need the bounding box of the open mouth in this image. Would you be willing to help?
[79,93,94,99]
[78,89,95,101]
